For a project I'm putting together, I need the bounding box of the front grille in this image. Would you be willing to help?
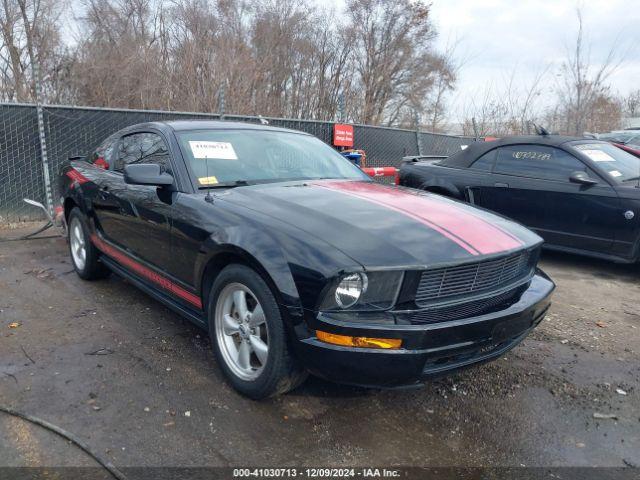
[407,285,524,324]
[415,250,532,307]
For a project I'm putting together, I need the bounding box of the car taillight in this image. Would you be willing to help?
[94,157,109,169]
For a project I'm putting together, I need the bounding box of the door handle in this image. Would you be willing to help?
[494,182,509,188]
[465,186,477,204]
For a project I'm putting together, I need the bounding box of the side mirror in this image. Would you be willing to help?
[569,171,598,186]
[124,164,173,187]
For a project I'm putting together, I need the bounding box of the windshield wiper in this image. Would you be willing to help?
[198,180,251,189]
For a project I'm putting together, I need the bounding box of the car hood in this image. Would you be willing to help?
[215,180,543,268]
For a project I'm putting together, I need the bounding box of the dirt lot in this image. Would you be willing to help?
[1,227,639,472]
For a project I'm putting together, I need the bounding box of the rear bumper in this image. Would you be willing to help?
[295,271,554,387]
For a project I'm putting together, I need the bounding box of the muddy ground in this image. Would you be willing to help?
[0,227,639,472]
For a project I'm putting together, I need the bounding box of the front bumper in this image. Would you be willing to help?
[295,271,555,387]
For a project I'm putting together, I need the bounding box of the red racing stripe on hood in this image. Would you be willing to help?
[315,181,523,256]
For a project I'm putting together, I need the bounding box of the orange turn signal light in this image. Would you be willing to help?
[316,330,402,349]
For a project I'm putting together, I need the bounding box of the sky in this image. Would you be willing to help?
[428,0,640,121]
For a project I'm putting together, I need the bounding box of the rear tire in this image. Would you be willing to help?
[208,264,307,399]
[67,207,110,280]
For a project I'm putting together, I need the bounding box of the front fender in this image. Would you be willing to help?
[193,219,363,335]
[196,224,363,304]
[196,225,301,310]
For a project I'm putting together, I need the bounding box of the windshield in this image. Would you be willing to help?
[571,142,640,182]
[176,129,369,187]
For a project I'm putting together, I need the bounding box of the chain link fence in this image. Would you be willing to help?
[0,103,472,224]
[0,104,46,223]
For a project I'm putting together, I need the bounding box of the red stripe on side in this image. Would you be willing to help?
[90,234,203,309]
[317,181,523,255]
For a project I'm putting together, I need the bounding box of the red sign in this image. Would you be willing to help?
[333,124,354,147]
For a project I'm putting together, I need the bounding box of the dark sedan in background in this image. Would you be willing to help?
[400,135,640,263]
[60,121,553,399]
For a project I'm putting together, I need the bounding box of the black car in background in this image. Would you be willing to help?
[60,121,553,399]
[399,135,640,263]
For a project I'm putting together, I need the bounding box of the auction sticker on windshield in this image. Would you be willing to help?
[189,141,238,160]
[580,149,615,162]
[199,176,219,185]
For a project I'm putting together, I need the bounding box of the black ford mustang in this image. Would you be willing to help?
[400,135,640,263]
[60,121,554,399]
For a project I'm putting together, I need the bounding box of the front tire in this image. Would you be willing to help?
[208,264,306,399]
[67,208,110,280]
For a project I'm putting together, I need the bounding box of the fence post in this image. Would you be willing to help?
[33,64,54,216]
[414,109,422,156]
[218,85,226,120]
[337,93,345,122]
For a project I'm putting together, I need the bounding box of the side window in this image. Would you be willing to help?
[89,135,117,169]
[469,149,496,171]
[115,133,171,173]
[544,148,593,180]
[495,145,589,181]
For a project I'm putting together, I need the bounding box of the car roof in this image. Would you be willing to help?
[119,120,308,136]
[441,135,600,168]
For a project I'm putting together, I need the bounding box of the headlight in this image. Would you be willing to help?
[320,271,404,311]
[335,273,368,308]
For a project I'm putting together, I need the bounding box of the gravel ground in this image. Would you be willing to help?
[0,227,638,472]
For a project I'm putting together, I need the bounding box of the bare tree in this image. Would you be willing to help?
[460,7,627,137]
[460,66,547,137]
[344,0,454,126]
[1,0,456,126]
[0,0,28,100]
[622,89,640,118]
[424,37,465,132]
[68,0,167,109]
[0,0,65,102]
[554,7,624,135]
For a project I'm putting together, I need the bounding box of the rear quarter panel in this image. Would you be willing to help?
[60,161,101,222]
[400,162,482,199]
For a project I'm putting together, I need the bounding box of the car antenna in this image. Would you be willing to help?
[532,122,550,136]
[204,155,214,203]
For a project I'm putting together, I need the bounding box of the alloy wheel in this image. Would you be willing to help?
[215,283,269,381]
[69,217,87,271]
